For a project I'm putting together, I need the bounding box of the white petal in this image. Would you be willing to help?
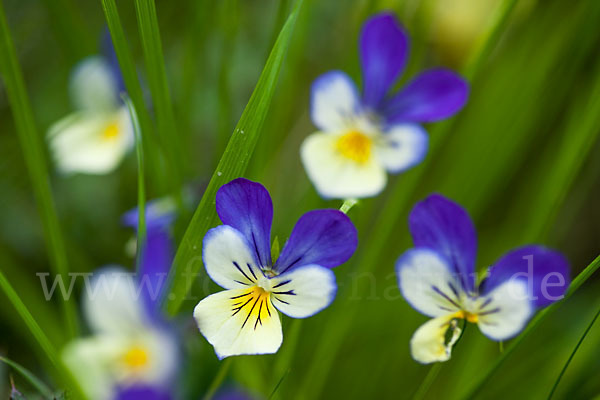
[48,106,133,174]
[70,56,119,111]
[396,248,465,317]
[193,288,283,359]
[62,329,178,399]
[376,124,429,173]
[82,268,147,335]
[269,264,336,318]
[410,314,462,364]
[203,225,264,290]
[310,71,360,133]
[300,132,387,199]
[62,336,122,400]
[476,279,533,340]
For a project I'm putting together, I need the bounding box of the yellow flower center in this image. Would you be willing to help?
[122,346,149,370]
[455,310,479,323]
[336,130,372,164]
[102,121,120,140]
[230,286,273,329]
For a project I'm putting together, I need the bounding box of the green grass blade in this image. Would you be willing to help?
[100,0,167,193]
[164,0,305,315]
[461,254,600,400]
[133,0,185,193]
[0,0,78,339]
[547,303,600,399]
[0,269,60,371]
[0,270,87,399]
[202,358,233,400]
[123,95,146,273]
[0,355,54,399]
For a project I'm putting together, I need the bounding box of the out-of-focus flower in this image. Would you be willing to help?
[426,0,536,66]
[47,53,133,174]
[193,178,357,359]
[395,194,570,364]
[62,203,178,400]
[301,12,468,199]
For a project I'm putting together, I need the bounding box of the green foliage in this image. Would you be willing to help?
[1,0,600,398]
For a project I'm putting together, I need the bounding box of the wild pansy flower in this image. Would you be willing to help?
[301,12,468,199]
[193,178,357,359]
[62,204,178,400]
[395,194,570,364]
[48,43,133,174]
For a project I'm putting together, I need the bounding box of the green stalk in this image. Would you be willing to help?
[547,303,600,399]
[123,95,146,273]
[461,254,600,399]
[0,0,78,338]
[412,363,443,400]
[100,0,167,194]
[133,0,185,197]
[164,0,305,316]
[0,271,87,399]
[0,355,54,399]
[203,358,233,400]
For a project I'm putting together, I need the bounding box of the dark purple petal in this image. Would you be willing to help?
[275,209,357,273]
[122,198,176,232]
[216,178,273,268]
[409,194,477,293]
[101,27,126,95]
[116,385,172,400]
[481,246,570,308]
[138,229,173,318]
[382,68,468,123]
[360,12,409,108]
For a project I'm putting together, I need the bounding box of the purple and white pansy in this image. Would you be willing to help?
[62,202,178,400]
[47,33,133,175]
[301,12,469,199]
[193,178,358,359]
[395,194,570,364]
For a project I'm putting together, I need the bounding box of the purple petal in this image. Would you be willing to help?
[122,198,176,232]
[481,246,570,308]
[360,12,409,108]
[116,386,172,400]
[216,178,273,268]
[275,210,357,273]
[382,68,469,123]
[101,27,126,95]
[409,194,477,293]
[138,229,173,318]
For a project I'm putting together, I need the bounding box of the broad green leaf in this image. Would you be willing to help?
[164,0,304,315]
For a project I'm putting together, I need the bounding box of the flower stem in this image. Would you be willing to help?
[412,363,443,400]
[340,199,358,214]
[123,95,146,275]
[203,358,233,400]
[547,302,600,399]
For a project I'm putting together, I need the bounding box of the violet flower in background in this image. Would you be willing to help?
[395,194,570,363]
[193,178,358,359]
[301,12,468,199]
[47,30,133,175]
[62,201,178,400]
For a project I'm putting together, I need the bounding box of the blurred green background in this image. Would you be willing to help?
[1,0,600,398]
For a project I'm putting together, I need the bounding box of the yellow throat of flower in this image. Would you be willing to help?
[456,310,479,323]
[122,346,149,370]
[102,121,120,140]
[336,130,372,164]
